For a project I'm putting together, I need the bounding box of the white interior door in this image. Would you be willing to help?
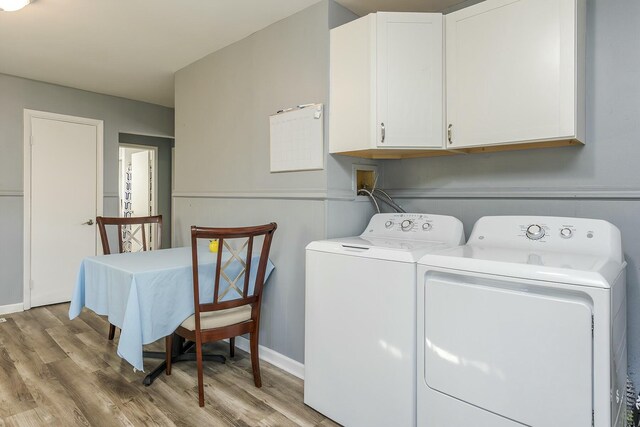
[130,149,152,252]
[130,150,150,218]
[25,111,103,308]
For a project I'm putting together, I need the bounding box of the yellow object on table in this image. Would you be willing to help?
[209,240,219,253]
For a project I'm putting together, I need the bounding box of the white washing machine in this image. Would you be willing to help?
[305,213,465,427]
[417,216,627,427]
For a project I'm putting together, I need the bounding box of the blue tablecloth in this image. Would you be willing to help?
[69,246,274,371]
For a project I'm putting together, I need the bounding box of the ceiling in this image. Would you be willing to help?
[0,0,471,108]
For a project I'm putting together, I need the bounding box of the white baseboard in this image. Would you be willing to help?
[231,336,304,380]
[0,303,24,315]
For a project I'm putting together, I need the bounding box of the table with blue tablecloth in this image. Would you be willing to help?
[69,246,274,373]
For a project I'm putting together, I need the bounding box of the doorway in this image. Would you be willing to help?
[119,145,157,252]
[119,145,157,218]
[118,133,173,248]
[23,110,103,309]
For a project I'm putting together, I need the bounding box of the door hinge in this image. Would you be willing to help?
[591,315,594,337]
[592,409,594,426]
[30,135,34,146]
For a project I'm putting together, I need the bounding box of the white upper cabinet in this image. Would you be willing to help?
[445,0,586,149]
[330,12,444,157]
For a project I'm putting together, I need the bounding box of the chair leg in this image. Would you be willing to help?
[249,332,262,388]
[229,337,235,358]
[196,336,205,407]
[108,324,116,340]
[165,335,173,375]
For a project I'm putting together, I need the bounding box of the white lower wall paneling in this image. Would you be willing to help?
[231,336,305,379]
[0,303,24,315]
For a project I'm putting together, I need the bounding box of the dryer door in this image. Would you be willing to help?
[423,271,593,427]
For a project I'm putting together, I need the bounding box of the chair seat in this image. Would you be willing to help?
[180,305,252,331]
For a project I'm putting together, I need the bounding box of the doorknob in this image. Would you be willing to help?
[82,219,94,226]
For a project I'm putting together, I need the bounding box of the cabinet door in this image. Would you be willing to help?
[377,13,443,148]
[446,0,581,148]
[329,14,375,154]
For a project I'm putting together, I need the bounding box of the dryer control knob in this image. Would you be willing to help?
[401,219,413,231]
[422,223,432,231]
[526,224,545,240]
[385,220,394,229]
[560,228,573,239]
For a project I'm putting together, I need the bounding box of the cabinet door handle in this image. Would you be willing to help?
[447,124,453,145]
[381,122,385,143]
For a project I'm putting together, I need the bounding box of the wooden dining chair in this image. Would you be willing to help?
[96,215,163,340]
[165,222,277,407]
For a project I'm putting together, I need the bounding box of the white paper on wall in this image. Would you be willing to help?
[269,103,324,173]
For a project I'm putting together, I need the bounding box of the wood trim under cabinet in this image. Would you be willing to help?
[334,139,583,159]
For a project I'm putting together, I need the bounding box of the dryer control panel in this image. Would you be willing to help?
[521,223,578,242]
[363,213,465,245]
[467,216,623,263]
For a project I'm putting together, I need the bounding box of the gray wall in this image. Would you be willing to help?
[0,73,174,306]
[326,1,380,238]
[383,0,640,385]
[174,0,374,363]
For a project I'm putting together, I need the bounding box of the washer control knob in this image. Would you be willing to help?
[422,223,432,231]
[526,224,545,240]
[385,220,394,229]
[560,227,573,239]
[401,219,413,231]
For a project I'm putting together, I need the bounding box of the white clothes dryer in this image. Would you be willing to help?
[305,213,465,427]
[417,216,627,427]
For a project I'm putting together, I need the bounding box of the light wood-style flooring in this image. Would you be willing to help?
[0,303,339,427]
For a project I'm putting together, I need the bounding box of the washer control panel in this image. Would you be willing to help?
[372,214,436,234]
[364,213,465,244]
[401,219,414,231]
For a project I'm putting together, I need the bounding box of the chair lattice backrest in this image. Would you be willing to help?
[96,215,163,254]
[190,223,277,322]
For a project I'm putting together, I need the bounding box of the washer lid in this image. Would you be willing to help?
[419,245,625,288]
[307,236,453,263]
